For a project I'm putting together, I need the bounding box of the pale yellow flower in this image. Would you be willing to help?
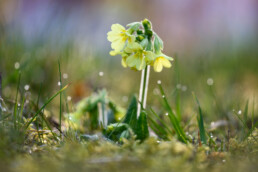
[107,24,135,53]
[153,53,173,72]
[126,52,146,70]
[125,42,154,71]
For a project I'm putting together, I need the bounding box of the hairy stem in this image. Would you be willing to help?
[137,65,150,118]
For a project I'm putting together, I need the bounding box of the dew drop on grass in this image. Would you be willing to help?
[207,78,214,86]
[181,85,187,91]
[238,110,242,115]
[58,82,61,86]
[165,112,168,116]
[14,62,20,69]
[67,96,72,101]
[24,85,30,91]
[157,80,161,84]
[162,95,165,98]
[63,73,68,79]
[99,71,104,77]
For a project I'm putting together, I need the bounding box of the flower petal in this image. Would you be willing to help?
[154,59,163,72]
[121,56,127,67]
[127,42,142,51]
[110,50,118,56]
[111,24,125,32]
[144,51,154,61]
[107,31,121,42]
[126,54,137,67]
[161,58,171,68]
[111,39,126,52]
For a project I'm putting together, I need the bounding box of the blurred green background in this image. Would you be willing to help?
[0,0,257,123]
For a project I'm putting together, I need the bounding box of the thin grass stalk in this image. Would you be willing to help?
[13,72,21,129]
[18,95,25,130]
[232,110,257,141]
[0,72,2,119]
[35,86,41,141]
[36,83,44,140]
[193,92,207,145]
[158,83,188,143]
[58,60,62,135]
[148,115,168,140]
[39,113,59,141]
[149,107,174,136]
[24,84,69,129]
[252,96,255,129]
[0,72,2,98]
[174,56,181,121]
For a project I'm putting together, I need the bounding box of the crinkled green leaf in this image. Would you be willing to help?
[135,111,149,141]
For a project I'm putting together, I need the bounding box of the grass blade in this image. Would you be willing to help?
[13,72,21,129]
[232,107,257,141]
[174,55,181,121]
[243,100,249,124]
[147,115,168,140]
[18,95,26,129]
[0,72,2,119]
[192,92,207,145]
[149,107,174,136]
[25,84,69,129]
[58,60,63,135]
[252,96,255,129]
[158,83,188,143]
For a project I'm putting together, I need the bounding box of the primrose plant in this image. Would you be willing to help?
[107,19,173,117]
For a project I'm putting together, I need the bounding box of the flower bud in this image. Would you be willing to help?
[127,22,141,34]
[154,34,164,53]
[137,30,143,35]
[142,19,152,30]
[142,19,153,38]
[137,35,145,41]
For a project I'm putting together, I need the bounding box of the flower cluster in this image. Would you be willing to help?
[107,19,173,72]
